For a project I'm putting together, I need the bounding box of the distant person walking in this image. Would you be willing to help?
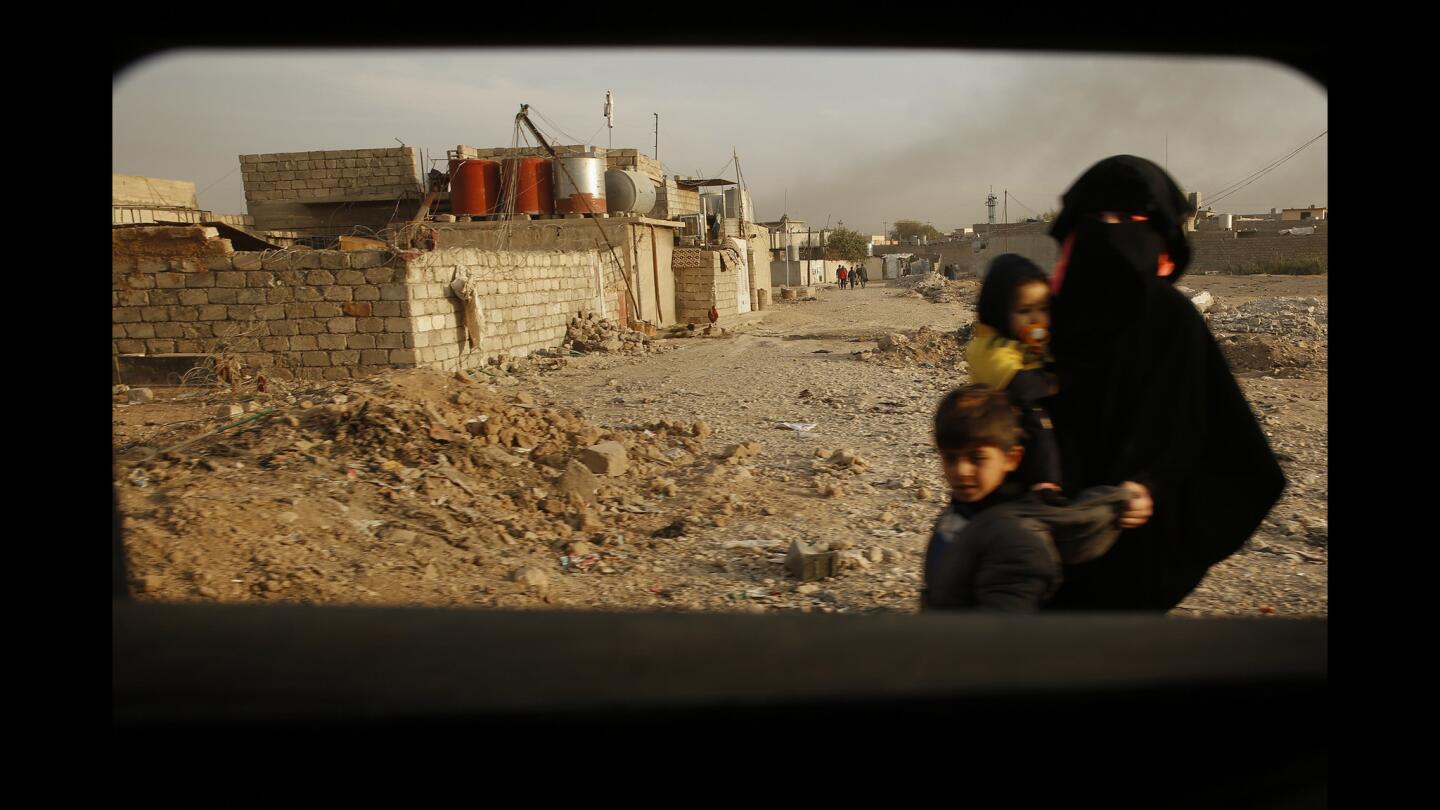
[837,265,849,289]
[857,265,868,288]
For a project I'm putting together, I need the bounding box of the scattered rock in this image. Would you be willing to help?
[127,388,155,404]
[134,574,164,593]
[556,459,600,504]
[722,441,763,461]
[511,565,550,589]
[579,441,630,476]
[917,486,934,501]
[877,333,910,351]
[692,420,712,439]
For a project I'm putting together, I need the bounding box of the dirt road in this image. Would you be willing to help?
[115,275,1326,617]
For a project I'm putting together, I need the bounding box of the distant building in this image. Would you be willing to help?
[1280,205,1327,221]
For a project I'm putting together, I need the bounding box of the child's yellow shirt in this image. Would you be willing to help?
[966,323,1046,389]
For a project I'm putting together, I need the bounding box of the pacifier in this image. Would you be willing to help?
[1021,322,1049,347]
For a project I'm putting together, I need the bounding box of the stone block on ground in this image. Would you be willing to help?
[786,539,841,582]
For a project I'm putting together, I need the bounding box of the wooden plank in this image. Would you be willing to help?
[339,235,390,251]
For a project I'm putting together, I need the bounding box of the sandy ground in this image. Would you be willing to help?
[114,274,1326,617]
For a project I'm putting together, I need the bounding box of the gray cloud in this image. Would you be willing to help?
[113,49,1325,232]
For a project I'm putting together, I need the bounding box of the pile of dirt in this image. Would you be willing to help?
[1216,333,1327,376]
[1202,295,1326,376]
[859,324,970,370]
[1205,296,1327,339]
[115,368,770,608]
[895,273,978,305]
[564,313,665,355]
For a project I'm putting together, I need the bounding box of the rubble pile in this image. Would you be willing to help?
[1201,295,1326,376]
[564,313,666,355]
[860,324,970,371]
[1205,296,1328,339]
[114,368,767,608]
[895,273,978,305]
[1216,333,1327,376]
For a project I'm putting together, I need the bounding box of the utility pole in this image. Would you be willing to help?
[1004,190,1009,253]
[654,113,659,162]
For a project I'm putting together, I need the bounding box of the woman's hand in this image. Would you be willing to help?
[1119,481,1153,529]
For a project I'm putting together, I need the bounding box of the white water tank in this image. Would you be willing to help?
[1219,213,1234,230]
[604,169,658,215]
[723,187,752,221]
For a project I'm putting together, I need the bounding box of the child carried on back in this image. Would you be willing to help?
[966,254,1062,493]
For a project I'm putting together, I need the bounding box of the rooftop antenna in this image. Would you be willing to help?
[985,187,998,226]
[604,91,614,149]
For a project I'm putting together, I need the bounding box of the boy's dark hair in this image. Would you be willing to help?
[934,384,1021,450]
[977,254,1049,338]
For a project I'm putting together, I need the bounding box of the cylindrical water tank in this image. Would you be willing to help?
[723,187,752,220]
[448,159,500,216]
[701,193,726,221]
[787,243,799,261]
[1219,213,1234,230]
[499,158,554,215]
[553,154,607,214]
[604,169,657,215]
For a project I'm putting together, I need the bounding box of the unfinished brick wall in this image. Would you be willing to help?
[656,178,700,220]
[672,248,738,324]
[113,240,411,381]
[399,247,623,371]
[240,148,419,205]
[113,227,626,381]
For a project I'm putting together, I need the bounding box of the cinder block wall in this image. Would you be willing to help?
[655,178,700,220]
[113,244,411,381]
[400,247,623,372]
[457,144,604,160]
[1188,231,1329,272]
[240,147,419,205]
[672,248,738,324]
[113,227,625,380]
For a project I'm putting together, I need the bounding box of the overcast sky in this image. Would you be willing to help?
[113,49,1326,234]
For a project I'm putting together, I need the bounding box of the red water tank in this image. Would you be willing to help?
[448,159,500,216]
[499,157,555,215]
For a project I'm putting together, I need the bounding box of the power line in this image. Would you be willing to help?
[1005,192,1041,218]
[1202,130,1327,208]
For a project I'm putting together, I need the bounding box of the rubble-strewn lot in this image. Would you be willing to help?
[116,273,1325,617]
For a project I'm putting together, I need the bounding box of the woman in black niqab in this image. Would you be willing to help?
[1042,156,1285,611]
